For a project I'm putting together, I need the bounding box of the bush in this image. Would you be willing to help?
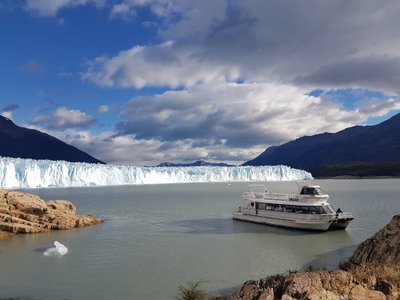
[176,281,207,300]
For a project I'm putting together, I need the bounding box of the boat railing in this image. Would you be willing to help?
[265,192,297,201]
[243,191,297,202]
[337,212,353,219]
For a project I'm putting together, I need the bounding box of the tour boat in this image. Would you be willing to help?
[232,183,353,231]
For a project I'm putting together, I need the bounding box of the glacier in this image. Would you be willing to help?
[0,156,313,189]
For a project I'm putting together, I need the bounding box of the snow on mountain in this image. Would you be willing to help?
[0,157,313,189]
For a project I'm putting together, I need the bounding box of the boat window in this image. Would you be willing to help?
[308,206,318,214]
[302,206,311,213]
[257,203,266,210]
[323,205,335,214]
[315,188,324,195]
[300,187,318,195]
[280,205,322,214]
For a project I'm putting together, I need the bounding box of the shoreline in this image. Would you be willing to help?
[0,189,102,239]
[224,214,400,299]
[315,175,400,179]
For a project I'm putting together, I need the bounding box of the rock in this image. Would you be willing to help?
[227,214,400,300]
[0,230,15,240]
[226,270,387,300]
[0,189,102,236]
[282,270,385,300]
[375,280,393,295]
[348,215,400,265]
[5,191,48,215]
[226,280,274,300]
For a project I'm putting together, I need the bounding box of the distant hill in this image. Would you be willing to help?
[0,116,104,164]
[244,113,400,177]
[157,160,234,167]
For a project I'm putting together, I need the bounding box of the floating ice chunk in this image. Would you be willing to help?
[43,241,68,256]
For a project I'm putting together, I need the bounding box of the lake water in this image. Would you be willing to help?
[0,179,399,300]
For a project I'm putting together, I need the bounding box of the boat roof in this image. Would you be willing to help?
[245,184,329,205]
[248,184,322,192]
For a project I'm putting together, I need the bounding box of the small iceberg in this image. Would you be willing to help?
[43,241,68,256]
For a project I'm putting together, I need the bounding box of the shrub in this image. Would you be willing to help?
[176,281,207,300]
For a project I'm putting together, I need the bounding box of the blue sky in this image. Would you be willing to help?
[1,1,400,165]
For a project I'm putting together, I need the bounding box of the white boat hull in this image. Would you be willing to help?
[232,211,333,231]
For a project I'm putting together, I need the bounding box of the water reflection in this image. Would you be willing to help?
[163,217,341,236]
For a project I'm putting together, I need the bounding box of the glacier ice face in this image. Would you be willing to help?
[0,156,313,189]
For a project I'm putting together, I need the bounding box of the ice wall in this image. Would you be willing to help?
[0,157,313,188]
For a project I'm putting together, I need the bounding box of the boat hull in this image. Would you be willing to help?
[328,218,353,230]
[232,211,333,231]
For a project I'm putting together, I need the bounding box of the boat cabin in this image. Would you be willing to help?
[299,186,324,196]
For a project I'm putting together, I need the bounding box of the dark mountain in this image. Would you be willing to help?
[244,113,400,176]
[0,116,104,164]
[157,160,235,167]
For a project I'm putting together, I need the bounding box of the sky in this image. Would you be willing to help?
[1,0,400,166]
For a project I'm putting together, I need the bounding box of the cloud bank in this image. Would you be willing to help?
[20,0,400,165]
[83,1,400,94]
[31,107,95,130]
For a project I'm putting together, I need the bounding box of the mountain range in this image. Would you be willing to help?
[2,112,400,177]
[0,115,103,164]
[244,113,400,177]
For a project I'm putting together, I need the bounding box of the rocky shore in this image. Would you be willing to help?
[0,189,102,239]
[226,215,400,300]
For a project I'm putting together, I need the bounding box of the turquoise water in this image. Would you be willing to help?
[0,179,398,299]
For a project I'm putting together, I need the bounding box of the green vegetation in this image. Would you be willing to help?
[310,162,400,178]
[176,281,207,300]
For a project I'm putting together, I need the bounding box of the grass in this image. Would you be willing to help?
[349,261,400,287]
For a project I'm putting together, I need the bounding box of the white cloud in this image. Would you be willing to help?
[35,127,260,166]
[20,0,400,165]
[118,83,364,143]
[27,126,167,166]
[357,98,400,116]
[0,103,19,120]
[111,82,384,165]
[0,111,13,119]
[110,2,137,21]
[83,1,400,94]
[31,107,95,129]
[98,105,110,113]
[25,0,105,17]
[26,83,400,166]
[83,41,240,88]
